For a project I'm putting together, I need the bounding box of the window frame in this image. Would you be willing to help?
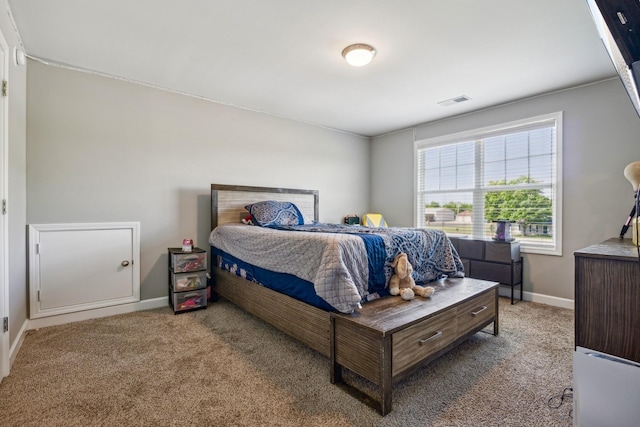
[414,112,563,256]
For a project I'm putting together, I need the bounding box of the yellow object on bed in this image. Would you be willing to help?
[362,213,387,228]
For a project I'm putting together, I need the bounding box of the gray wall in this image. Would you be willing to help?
[1,1,27,348]
[371,78,640,303]
[21,40,640,322]
[26,60,370,300]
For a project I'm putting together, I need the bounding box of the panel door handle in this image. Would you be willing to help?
[121,260,130,267]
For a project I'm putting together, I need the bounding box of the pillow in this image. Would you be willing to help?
[245,201,304,227]
[362,213,388,228]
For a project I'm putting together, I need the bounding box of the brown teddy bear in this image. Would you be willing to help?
[389,253,435,301]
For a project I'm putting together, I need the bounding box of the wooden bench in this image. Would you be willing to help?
[330,277,499,415]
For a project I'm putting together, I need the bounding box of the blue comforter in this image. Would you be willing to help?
[273,223,464,293]
[209,223,464,313]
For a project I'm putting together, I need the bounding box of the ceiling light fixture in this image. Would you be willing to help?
[342,43,376,67]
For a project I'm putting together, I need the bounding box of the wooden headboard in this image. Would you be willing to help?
[210,184,319,229]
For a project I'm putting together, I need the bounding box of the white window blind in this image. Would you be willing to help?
[415,112,562,255]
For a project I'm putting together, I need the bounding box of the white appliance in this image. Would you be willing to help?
[573,346,640,427]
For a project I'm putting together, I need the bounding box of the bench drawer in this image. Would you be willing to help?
[392,308,457,376]
[456,290,496,337]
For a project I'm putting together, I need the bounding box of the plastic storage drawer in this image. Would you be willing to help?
[169,288,207,313]
[171,250,207,273]
[171,270,207,292]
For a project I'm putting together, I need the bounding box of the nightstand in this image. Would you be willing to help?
[168,247,208,313]
[448,237,523,304]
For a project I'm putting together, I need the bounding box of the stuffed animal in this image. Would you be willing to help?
[389,253,435,301]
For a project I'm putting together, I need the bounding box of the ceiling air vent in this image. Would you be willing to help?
[438,95,471,107]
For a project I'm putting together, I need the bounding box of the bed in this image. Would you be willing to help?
[209,183,499,414]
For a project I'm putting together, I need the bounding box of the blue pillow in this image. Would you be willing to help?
[245,201,304,227]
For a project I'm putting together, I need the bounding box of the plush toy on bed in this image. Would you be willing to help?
[389,253,435,301]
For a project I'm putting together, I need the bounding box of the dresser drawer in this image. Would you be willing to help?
[469,260,514,284]
[392,308,457,376]
[171,270,207,292]
[169,288,207,313]
[171,250,207,273]
[484,240,520,262]
[456,290,496,337]
[455,239,484,259]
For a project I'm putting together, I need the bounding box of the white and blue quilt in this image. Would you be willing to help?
[209,223,464,313]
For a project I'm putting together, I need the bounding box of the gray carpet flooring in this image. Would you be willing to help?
[0,297,574,426]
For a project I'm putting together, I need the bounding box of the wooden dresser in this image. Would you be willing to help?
[574,238,640,363]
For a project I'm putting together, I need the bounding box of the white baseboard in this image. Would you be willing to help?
[498,284,574,310]
[9,318,28,366]
[27,297,168,331]
[526,291,574,310]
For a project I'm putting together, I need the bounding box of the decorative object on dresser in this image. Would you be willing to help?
[619,160,640,240]
[573,238,640,427]
[181,238,194,252]
[208,184,500,415]
[168,247,207,314]
[492,220,514,242]
[448,236,522,304]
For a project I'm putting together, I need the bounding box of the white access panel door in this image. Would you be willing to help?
[29,223,140,318]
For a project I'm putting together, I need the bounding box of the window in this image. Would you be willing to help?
[415,112,562,255]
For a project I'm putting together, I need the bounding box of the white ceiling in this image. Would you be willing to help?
[8,0,616,137]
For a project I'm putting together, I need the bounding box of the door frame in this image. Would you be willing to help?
[0,27,10,381]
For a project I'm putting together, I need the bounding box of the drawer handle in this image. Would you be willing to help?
[419,331,443,345]
[121,260,130,267]
[471,306,488,316]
